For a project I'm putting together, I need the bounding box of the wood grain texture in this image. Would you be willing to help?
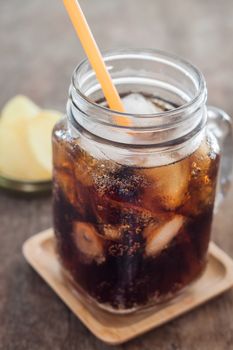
[1,0,233,349]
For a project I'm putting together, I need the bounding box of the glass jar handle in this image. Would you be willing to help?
[207,106,233,209]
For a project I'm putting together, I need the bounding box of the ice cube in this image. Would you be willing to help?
[99,224,122,241]
[92,187,156,232]
[122,93,163,115]
[72,222,105,264]
[74,149,120,188]
[180,138,219,216]
[94,165,146,204]
[190,137,219,177]
[144,215,185,257]
[74,148,95,187]
[52,121,71,169]
[142,159,190,211]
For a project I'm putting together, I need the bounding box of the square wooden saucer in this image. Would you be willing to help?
[23,229,233,345]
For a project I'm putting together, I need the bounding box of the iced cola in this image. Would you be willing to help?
[53,94,220,312]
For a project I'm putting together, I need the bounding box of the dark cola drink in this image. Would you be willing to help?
[52,94,220,313]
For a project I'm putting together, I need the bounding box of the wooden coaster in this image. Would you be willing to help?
[23,229,233,345]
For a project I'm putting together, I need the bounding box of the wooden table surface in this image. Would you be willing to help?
[1,1,233,349]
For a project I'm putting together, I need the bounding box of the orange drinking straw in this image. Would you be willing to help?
[63,0,130,126]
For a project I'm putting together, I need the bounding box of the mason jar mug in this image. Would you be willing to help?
[52,50,232,313]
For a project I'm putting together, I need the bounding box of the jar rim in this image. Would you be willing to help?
[71,48,207,128]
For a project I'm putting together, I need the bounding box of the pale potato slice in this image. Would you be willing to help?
[1,95,40,125]
[0,119,51,180]
[27,110,62,173]
[0,97,61,181]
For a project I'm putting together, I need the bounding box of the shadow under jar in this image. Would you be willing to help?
[52,49,232,314]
